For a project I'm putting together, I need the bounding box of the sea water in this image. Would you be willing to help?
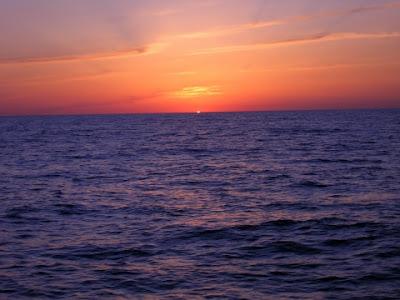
[1,110,399,299]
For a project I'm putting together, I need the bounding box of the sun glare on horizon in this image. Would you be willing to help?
[1,2,400,298]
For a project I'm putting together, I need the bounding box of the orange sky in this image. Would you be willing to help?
[1,0,400,115]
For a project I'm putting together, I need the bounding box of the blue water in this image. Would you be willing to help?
[1,110,400,299]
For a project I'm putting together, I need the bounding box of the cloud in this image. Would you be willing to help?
[302,1,400,30]
[190,32,400,55]
[2,1,399,66]
[345,1,400,15]
[174,86,222,98]
[168,1,400,41]
[172,20,285,39]
[240,61,400,73]
[0,43,165,65]
[292,1,400,21]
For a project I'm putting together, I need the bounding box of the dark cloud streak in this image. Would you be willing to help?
[0,46,150,65]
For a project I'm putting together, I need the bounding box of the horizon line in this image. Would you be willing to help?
[1,106,399,118]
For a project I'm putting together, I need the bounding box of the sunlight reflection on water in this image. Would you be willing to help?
[0,110,399,299]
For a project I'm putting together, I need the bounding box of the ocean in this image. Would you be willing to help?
[1,110,399,299]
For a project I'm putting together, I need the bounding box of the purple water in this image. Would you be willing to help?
[1,110,400,299]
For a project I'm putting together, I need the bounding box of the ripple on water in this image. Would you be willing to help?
[0,110,400,299]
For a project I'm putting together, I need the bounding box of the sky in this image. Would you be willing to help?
[0,0,400,115]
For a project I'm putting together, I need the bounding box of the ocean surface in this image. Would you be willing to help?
[0,110,400,299]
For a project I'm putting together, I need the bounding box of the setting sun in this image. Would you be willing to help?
[1,1,399,299]
[0,0,399,115]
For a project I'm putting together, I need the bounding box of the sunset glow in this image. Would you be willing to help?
[1,0,399,115]
[176,86,222,98]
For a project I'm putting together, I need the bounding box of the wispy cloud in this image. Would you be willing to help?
[0,43,165,65]
[172,20,285,39]
[190,32,400,55]
[169,1,400,41]
[2,1,399,66]
[291,1,400,22]
[240,61,400,73]
[174,86,222,98]
[344,1,400,15]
